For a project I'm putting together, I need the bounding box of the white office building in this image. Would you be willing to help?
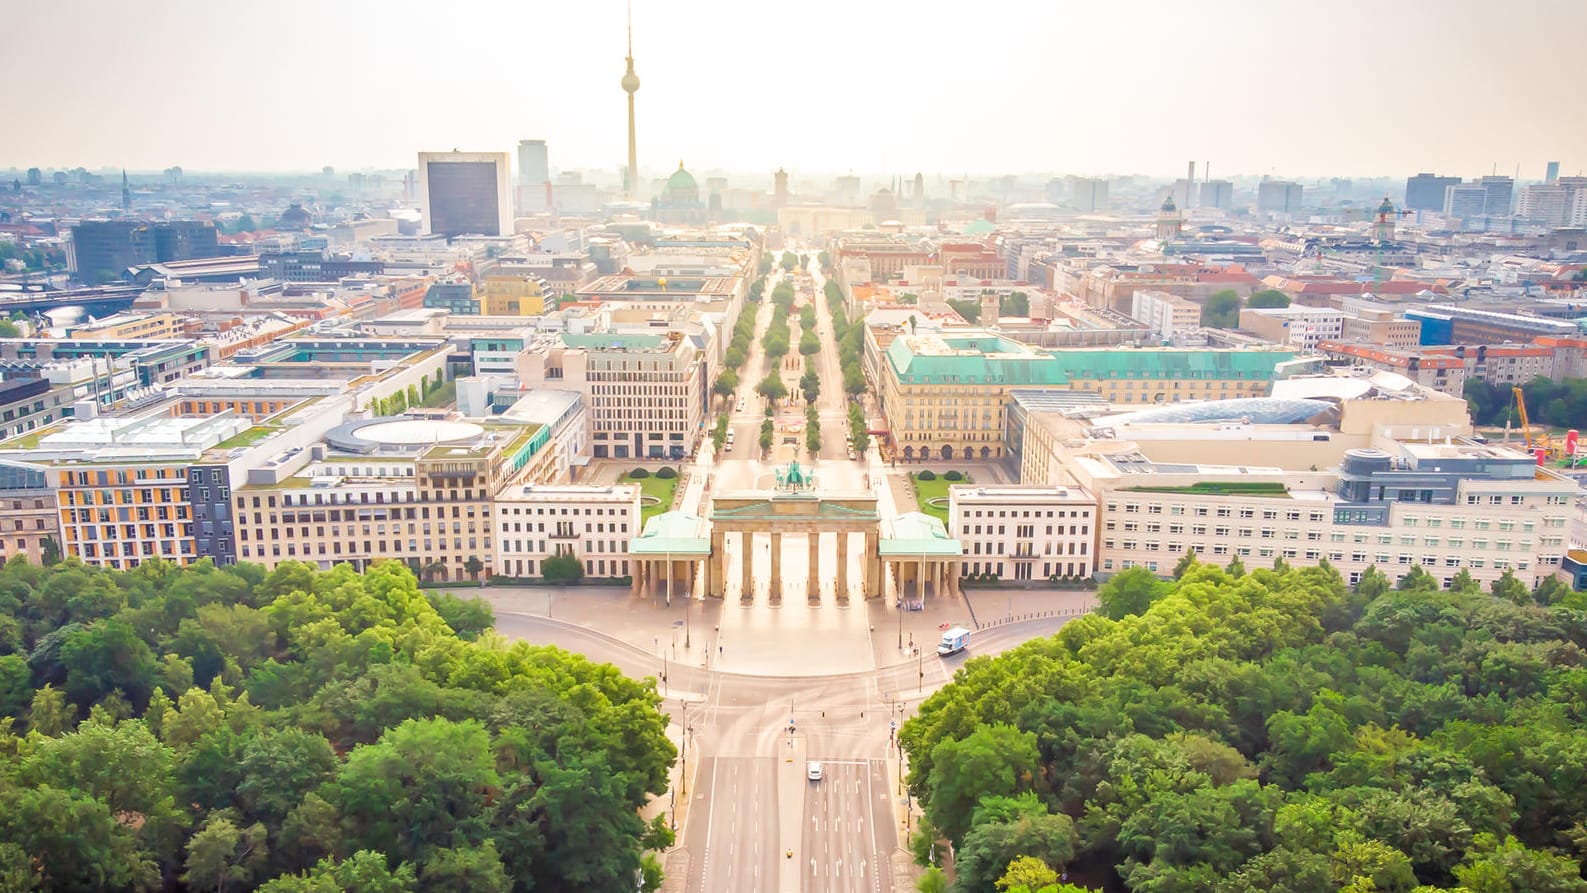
[949,485,1096,581]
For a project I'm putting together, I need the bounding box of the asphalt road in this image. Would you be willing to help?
[490,605,1080,893]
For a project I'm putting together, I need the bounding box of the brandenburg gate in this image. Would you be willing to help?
[708,461,881,604]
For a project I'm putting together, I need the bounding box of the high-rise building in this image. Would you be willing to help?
[1443,184,1488,219]
[517,140,548,187]
[1519,184,1570,226]
[1070,177,1108,212]
[1199,179,1233,211]
[25,168,41,187]
[1559,176,1587,226]
[1405,173,1461,211]
[1256,180,1304,215]
[517,140,550,213]
[1478,175,1514,216]
[417,151,513,238]
[67,219,220,284]
[1545,161,1560,184]
[774,168,789,209]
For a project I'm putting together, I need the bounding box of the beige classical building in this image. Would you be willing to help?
[950,485,1097,581]
[495,484,639,579]
[875,327,1294,461]
[234,423,545,581]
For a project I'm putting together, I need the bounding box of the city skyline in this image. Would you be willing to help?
[7,0,1586,179]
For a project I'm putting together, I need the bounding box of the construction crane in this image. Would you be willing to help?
[1512,386,1560,458]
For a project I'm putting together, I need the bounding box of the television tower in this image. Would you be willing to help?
[621,1,641,198]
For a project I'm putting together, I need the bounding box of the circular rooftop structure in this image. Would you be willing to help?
[326,417,484,453]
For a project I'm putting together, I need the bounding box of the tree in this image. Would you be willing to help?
[713,370,739,401]
[1202,289,1241,328]
[325,717,498,865]
[799,331,820,355]
[1248,289,1292,309]
[542,553,584,583]
[1173,549,1200,580]
[925,724,1041,845]
[183,814,269,893]
[1490,568,1529,605]
[60,618,156,708]
[420,842,510,893]
[800,369,820,403]
[917,866,949,893]
[1096,566,1168,619]
[463,556,485,581]
[237,727,338,827]
[1449,568,1482,594]
[780,251,798,271]
[757,370,788,402]
[997,855,1058,891]
[0,783,155,890]
[955,811,1078,893]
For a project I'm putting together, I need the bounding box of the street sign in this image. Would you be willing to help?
[890,720,897,729]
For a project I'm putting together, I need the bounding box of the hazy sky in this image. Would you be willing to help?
[8,0,1586,181]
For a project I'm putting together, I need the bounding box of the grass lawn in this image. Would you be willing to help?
[621,472,679,527]
[911,474,953,526]
[215,425,281,451]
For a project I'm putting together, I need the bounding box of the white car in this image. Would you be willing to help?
[806,761,823,781]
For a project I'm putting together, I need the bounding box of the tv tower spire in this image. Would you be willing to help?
[621,0,641,199]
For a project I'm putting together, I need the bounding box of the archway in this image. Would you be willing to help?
[903,446,914,460]
[941,445,953,460]
[980,446,991,459]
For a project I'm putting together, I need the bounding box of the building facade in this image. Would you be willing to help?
[494,484,639,579]
[418,151,514,239]
[950,485,1096,581]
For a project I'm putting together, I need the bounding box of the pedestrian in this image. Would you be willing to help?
[718,643,724,657]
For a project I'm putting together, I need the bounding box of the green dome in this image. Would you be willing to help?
[665,161,698,195]
[1377,196,1395,214]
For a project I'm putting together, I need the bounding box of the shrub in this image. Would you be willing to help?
[917,470,937,481]
[629,468,650,479]
[655,466,677,479]
[542,553,585,583]
[944,470,963,482]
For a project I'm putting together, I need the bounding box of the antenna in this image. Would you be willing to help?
[627,0,632,58]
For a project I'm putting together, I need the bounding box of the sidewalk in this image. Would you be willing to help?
[482,585,725,668]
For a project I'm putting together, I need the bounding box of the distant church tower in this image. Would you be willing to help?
[1374,196,1396,243]
[1155,194,1182,241]
[980,292,1000,328]
[621,2,641,198]
[773,168,788,209]
[121,170,131,212]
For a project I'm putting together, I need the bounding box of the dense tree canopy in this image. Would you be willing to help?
[902,563,1587,892]
[0,557,674,891]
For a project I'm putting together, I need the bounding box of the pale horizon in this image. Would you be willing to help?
[7,0,1586,182]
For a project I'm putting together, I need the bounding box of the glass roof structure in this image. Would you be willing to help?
[1102,397,1335,426]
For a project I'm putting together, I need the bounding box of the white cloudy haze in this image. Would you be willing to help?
[6,0,1585,181]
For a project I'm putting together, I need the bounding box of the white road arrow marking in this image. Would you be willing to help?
[860,859,867,877]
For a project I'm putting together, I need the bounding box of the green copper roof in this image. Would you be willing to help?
[880,512,963,557]
[885,336,1293,385]
[630,511,710,555]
